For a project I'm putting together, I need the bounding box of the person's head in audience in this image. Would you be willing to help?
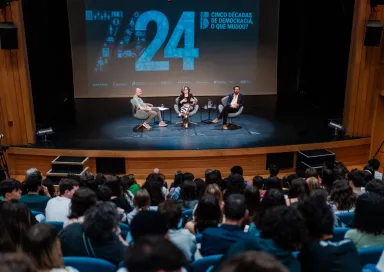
[194,178,205,199]
[83,178,99,194]
[252,176,264,190]
[0,200,31,252]
[97,185,112,201]
[365,179,384,195]
[269,164,279,177]
[297,197,334,241]
[288,178,310,202]
[179,180,197,201]
[42,179,56,198]
[68,188,97,221]
[224,194,248,226]
[158,200,182,230]
[80,172,94,188]
[363,165,375,181]
[206,170,222,186]
[310,187,329,202]
[219,251,288,272]
[264,176,282,191]
[58,178,79,199]
[173,172,183,189]
[0,253,37,272]
[0,178,22,201]
[305,177,320,194]
[22,223,65,271]
[124,235,187,272]
[330,180,356,211]
[305,168,319,179]
[244,186,260,217]
[260,206,307,251]
[368,159,380,172]
[84,201,120,241]
[25,168,38,180]
[182,172,194,183]
[205,169,213,181]
[256,189,286,227]
[143,174,164,206]
[105,176,124,197]
[121,174,137,191]
[194,194,222,233]
[205,183,224,205]
[321,168,334,193]
[153,168,160,174]
[282,174,299,189]
[95,173,106,186]
[25,172,43,194]
[133,189,150,211]
[354,192,384,236]
[335,162,349,176]
[130,211,168,241]
[333,167,346,181]
[224,174,245,200]
[231,166,243,176]
[348,169,366,190]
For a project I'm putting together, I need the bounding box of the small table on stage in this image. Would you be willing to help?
[200,106,218,124]
[154,106,171,124]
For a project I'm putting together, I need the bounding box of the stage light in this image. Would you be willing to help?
[0,134,3,140]
[36,128,54,142]
[328,121,344,136]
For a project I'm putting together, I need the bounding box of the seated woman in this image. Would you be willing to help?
[178,86,196,129]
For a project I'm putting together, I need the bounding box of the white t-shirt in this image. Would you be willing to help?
[375,171,383,181]
[45,196,71,222]
[231,94,239,106]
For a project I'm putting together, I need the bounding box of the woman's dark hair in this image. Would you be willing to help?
[282,174,299,189]
[181,86,191,94]
[365,180,384,196]
[97,185,112,201]
[252,176,264,190]
[68,188,97,219]
[305,168,319,179]
[194,194,222,233]
[41,179,56,197]
[182,172,194,183]
[255,189,286,227]
[333,167,346,180]
[180,180,197,201]
[105,176,123,197]
[0,253,37,272]
[330,180,356,211]
[84,201,120,241]
[95,173,106,186]
[354,192,384,235]
[194,178,205,199]
[122,174,137,189]
[173,172,183,188]
[260,206,308,251]
[288,178,309,201]
[206,170,222,186]
[321,168,334,192]
[22,224,63,270]
[244,186,260,217]
[134,189,150,211]
[363,165,375,181]
[0,200,32,252]
[143,174,164,206]
[310,187,329,202]
[223,174,245,200]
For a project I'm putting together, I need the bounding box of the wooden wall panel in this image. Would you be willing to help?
[344,2,384,137]
[0,2,35,145]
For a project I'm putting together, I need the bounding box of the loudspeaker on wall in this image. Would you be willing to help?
[364,20,383,46]
[0,23,18,50]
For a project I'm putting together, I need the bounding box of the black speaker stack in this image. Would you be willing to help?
[0,23,18,49]
[365,0,384,47]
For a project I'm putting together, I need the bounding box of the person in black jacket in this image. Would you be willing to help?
[178,86,196,129]
[212,85,244,130]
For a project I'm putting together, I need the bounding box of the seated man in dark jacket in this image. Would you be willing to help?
[201,194,250,256]
[59,201,125,265]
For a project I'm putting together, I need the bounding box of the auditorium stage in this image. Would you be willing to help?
[29,95,352,151]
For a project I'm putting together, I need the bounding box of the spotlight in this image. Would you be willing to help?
[0,134,3,140]
[328,121,344,136]
[36,128,54,142]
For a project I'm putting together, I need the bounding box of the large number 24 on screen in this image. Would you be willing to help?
[135,11,199,71]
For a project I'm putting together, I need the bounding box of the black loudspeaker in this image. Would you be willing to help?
[266,152,294,170]
[95,157,126,175]
[370,0,384,5]
[0,23,18,49]
[364,20,383,46]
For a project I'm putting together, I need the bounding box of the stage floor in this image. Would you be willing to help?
[26,96,357,151]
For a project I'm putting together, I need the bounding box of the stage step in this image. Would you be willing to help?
[46,156,89,184]
[296,149,335,175]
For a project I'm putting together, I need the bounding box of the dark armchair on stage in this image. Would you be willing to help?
[218,96,244,124]
[174,96,199,126]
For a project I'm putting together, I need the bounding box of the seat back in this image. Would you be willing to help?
[358,246,384,266]
[119,223,130,232]
[130,99,136,115]
[47,221,64,233]
[64,257,116,272]
[221,96,229,106]
[189,254,223,272]
[31,210,44,216]
[337,212,354,226]
[332,227,351,242]
[182,209,194,219]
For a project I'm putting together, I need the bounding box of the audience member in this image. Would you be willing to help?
[0,178,22,201]
[287,178,310,205]
[105,176,133,213]
[23,223,78,272]
[97,185,112,201]
[201,194,250,256]
[205,170,222,187]
[143,174,166,206]
[348,169,366,196]
[0,200,32,252]
[194,178,205,200]
[168,172,183,200]
[282,173,299,189]
[158,200,197,261]
[305,168,319,179]
[297,197,361,272]
[122,174,140,195]
[363,165,375,181]
[0,253,37,272]
[205,183,224,206]
[345,192,384,248]
[244,186,260,219]
[369,158,383,180]
[306,177,320,194]
[219,251,288,272]
[333,167,346,180]
[95,173,106,186]
[365,179,384,195]
[63,188,97,228]
[264,176,283,191]
[127,189,150,224]
[19,172,50,212]
[321,168,334,193]
[59,202,125,265]
[130,211,168,242]
[42,179,57,198]
[255,189,286,228]
[185,194,222,235]
[122,236,187,272]
[329,180,356,214]
[178,180,198,210]
[223,174,245,200]
[45,179,79,222]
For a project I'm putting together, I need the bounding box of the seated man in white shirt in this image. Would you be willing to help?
[45,178,79,222]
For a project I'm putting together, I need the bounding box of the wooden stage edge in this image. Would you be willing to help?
[7,137,371,179]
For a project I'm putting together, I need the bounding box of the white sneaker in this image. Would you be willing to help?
[159,121,168,127]
[142,123,151,129]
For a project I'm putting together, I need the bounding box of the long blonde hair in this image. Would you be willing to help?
[306,177,320,193]
[205,184,223,204]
